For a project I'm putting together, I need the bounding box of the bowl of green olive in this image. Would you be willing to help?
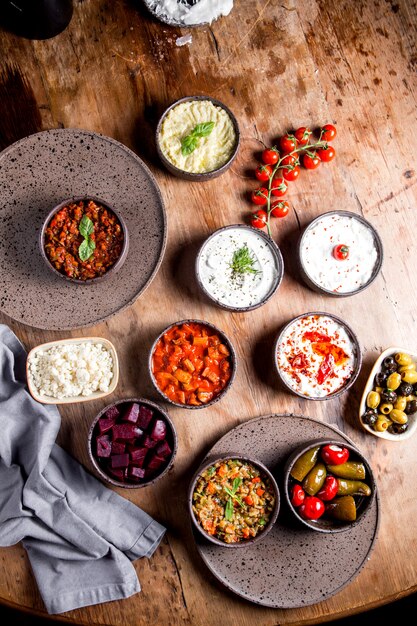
[359,347,417,441]
[283,439,376,533]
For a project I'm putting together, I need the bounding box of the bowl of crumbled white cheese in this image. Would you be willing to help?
[26,337,119,404]
[142,0,234,28]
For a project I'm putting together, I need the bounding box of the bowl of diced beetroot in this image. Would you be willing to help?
[88,397,177,488]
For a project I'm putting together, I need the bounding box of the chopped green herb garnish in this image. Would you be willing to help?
[229,245,261,277]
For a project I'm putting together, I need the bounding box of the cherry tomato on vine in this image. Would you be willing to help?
[299,496,325,520]
[271,177,288,197]
[255,164,273,182]
[271,200,290,218]
[302,152,321,170]
[283,165,300,182]
[251,187,268,206]
[316,476,338,502]
[250,209,267,229]
[321,124,337,141]
[290,484,305,507]
[281,154,299,167]
[333,244,350,261]
[321,444,350,466]
[261,147,279,165]
[294,127,312,146]
[317,145,336,162]
[279,133,298,153]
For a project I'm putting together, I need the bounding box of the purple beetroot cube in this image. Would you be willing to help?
[150,419,167,441]
[105,405,120,420]
[122,402,140,423]
[129,466,146,481]
[142,435,158,449]
[147,453,166,471]
[155,440,172,458]
[129,447,148,467]
[111,453,129,468]
[108,467,124,481]
[98,416,116,435]
[112,423,143,441]
[111,441,126,455]
[96,434,111,458]
[137,405,153,429]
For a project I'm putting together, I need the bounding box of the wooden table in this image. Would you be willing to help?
[0,0,416,624]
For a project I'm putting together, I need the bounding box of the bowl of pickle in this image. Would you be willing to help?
[359,347,417,441]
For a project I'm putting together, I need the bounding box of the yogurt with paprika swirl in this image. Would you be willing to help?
[276,313,359,398]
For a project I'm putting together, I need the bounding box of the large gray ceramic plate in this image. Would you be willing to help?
[194,414,380,608]
[0,129,166,330]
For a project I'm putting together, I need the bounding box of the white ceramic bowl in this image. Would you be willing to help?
[359,346,417,441]
[26,337,119,405]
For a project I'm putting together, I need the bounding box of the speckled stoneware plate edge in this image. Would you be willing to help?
[192,414,380,609]
[359,346,417,441]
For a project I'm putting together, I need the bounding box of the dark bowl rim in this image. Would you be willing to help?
[188,453,281,547]
[87,396,178,489]
[155,95,240,180]
[148,318,237,410]
[39,195,130,285]
[195,223,285,312]
[273,311,362,401]
[283,438,377,533]
[297,210,384,297]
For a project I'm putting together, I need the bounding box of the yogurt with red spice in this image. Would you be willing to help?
[276,314,357,398]
[300,212,379,294]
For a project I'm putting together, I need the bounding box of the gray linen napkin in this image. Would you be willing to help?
[0,325,166,614]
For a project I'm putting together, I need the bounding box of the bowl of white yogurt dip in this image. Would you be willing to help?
[298,211,383,297]
[196,224,284,312]
[156,96,240,181]
[274,312,362,400]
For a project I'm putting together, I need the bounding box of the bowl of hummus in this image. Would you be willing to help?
[156,96,240,180]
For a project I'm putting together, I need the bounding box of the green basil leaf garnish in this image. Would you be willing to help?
[180,121,215,156]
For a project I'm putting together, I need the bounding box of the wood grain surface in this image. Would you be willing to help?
[0,0,416,624]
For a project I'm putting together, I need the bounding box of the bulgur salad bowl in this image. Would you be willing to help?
[26,337,119,405]
[188,455,280,547]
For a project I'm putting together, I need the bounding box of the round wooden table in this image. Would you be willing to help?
[0,1,416,624]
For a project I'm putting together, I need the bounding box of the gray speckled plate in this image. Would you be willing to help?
[0,129,166,330]
[194,414,380,608]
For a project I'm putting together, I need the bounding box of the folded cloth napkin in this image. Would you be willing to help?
[0,325,166,614]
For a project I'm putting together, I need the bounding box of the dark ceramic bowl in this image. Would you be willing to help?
[156,95,240,181]
[189,454,280,547]
[149,318,237,410]
[273,311,362,401]
[88,397,177,489]
[40,196,129,284]
[195,224,284,312]
[283,438,376,533]
[297,210,383,297]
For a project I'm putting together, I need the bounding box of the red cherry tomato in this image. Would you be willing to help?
[291,484,305,507]
[317,145,336,162]
[283,165,300,182]
[333,244,349,260]
[255,164,273,182]
[251,187,268,206]
[270,200,290,218]
[250,209,267,229]
[271,177,288,197]
[299,496,325,520]
[294,127,312,146]
[321,444,350,466]
[262,148,279,165]
[321,124,337,141]
[316,476,338,501]
[302,152,321,170]
[281,154,299,167]
[279,134,298,153]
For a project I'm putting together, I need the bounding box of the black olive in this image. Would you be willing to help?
[381,389,397,404]
[375,372,388,386]
[382,357,398,373]
[399,382,413,397]
[405,400,417,415]
[362,410,378,426]
[388,422,408,435]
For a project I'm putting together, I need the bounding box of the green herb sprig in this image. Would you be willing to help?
[229,245,261,277]
[78,215,96,262]
[224,477,242,521]
[181,121,215,156]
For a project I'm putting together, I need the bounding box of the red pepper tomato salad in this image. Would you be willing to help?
[192,459,276,544]
[43,198,125,281]
[151,322,233,407]
[276,314,358,398]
